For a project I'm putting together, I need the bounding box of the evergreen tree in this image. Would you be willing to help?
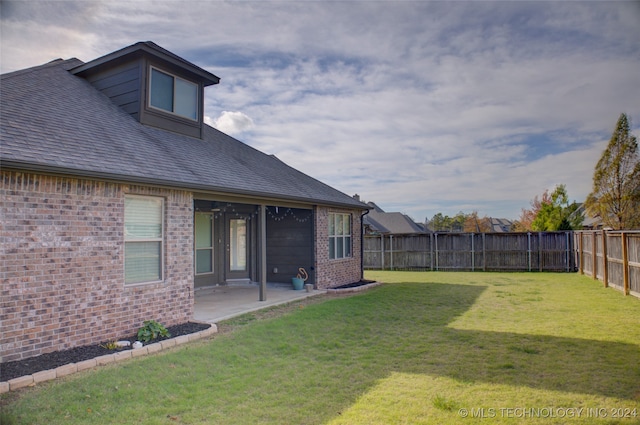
[585,113,640,230]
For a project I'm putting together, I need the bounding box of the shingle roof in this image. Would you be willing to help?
[1,58,367,210]
[364,208,426,235]
[71,41,220,86]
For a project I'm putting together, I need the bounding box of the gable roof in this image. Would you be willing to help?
[364,202,426,235]
[1,57,367,210]
[71,41,220,87]
[489,218,513,233]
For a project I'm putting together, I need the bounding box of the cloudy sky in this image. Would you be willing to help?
[2,1,639,222]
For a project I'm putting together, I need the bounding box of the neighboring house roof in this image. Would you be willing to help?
[489,218,513,233]
[573,204,603,229]
[363,202,427,235]
[1,56,367,210]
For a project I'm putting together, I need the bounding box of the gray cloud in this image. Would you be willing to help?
[2,1,639,220]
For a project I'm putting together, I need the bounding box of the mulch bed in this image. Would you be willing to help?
[1,283,377,383]
[0,322,210,382]
[330,279,377,290]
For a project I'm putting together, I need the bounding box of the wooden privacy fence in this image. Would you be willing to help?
[574,230,640,298]
[364,232,574,273]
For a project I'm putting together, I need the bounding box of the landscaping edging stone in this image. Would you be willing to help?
[1,324,217,394]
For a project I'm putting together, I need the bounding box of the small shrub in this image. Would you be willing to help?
[100,341,120,350]
[137,320,171,343]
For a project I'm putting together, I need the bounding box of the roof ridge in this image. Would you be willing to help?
[1,58,83,79]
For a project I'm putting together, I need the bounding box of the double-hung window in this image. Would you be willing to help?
[125,195,164,284]
[329,213,351,259]
[149,67,198,120]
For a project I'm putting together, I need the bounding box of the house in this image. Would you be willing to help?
[0,41,369,362]
[572,204,603,230]
[488,218,513,233]
[363,202,427,236]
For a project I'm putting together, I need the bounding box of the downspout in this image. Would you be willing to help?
[360,209,370,280]
[259,204,267,301]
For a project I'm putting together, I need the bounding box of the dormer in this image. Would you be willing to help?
[71,41,220,139]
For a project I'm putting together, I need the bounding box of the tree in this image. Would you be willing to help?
[428,211,473,232]
[530,185,582,231]
[513,189,552,231]
[516,185,582,231]
[585,113,640,230]
[463,211,492,232]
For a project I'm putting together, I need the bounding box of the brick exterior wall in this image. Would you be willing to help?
[1,171,193,362]
[314,206,363,289]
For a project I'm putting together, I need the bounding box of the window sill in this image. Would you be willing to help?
[124,280,166,289]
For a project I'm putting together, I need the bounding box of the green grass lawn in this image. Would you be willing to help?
[2,272,640,424]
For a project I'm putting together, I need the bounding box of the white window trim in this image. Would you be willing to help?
[124,194,165,285]
[148,66,199,121]
[329,212,352,260]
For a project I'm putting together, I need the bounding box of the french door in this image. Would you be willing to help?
[225,215,250,281]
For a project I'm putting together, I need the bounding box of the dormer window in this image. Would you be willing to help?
[71,41,219,138]
[149,67,198,121]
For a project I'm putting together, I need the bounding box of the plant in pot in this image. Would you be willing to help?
[292,267,308,290]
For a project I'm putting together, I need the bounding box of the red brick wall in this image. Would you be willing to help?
[0,171,193,362]
[314,206,363,289]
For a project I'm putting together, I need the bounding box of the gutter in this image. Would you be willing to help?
[0,160,369,211]
[360,208,370,280]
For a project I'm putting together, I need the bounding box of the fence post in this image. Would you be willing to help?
[435,233,439,271]
[390,234,394,271]
[471,233,475,271]
[527,232,532,272]
[380,234,385,270]
[538,232,543,272]
[430,232,434,271]
[602,231,608,287]
[592,231,598,280]
[578,232,584,274]
[482,233,486,271]
[565,232,570,272]
[622,232,629,295]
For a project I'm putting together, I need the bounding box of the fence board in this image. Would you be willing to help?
[574,231,640,299]
[365,232,574,273]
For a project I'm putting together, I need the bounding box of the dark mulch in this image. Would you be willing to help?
[0,322,210,382]
[330,279,377,290]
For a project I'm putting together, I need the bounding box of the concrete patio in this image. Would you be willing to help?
[193,284,326,323]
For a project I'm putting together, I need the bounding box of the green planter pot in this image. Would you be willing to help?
[292,277,305,290]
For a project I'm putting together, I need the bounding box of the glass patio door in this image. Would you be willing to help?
[226,216,250,280]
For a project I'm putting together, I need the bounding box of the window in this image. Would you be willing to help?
[329,213,351,259]
[195,213,213,275]
[125,195,164,284]
[149,67,198,120]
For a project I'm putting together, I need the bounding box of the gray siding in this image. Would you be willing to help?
[84,61,142,120]
[266,208,314,284]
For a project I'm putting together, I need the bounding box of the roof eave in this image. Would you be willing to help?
[70,41,220,86]
[1,160,368,210]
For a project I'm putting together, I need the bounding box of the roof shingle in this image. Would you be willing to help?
[1,58,367,210]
